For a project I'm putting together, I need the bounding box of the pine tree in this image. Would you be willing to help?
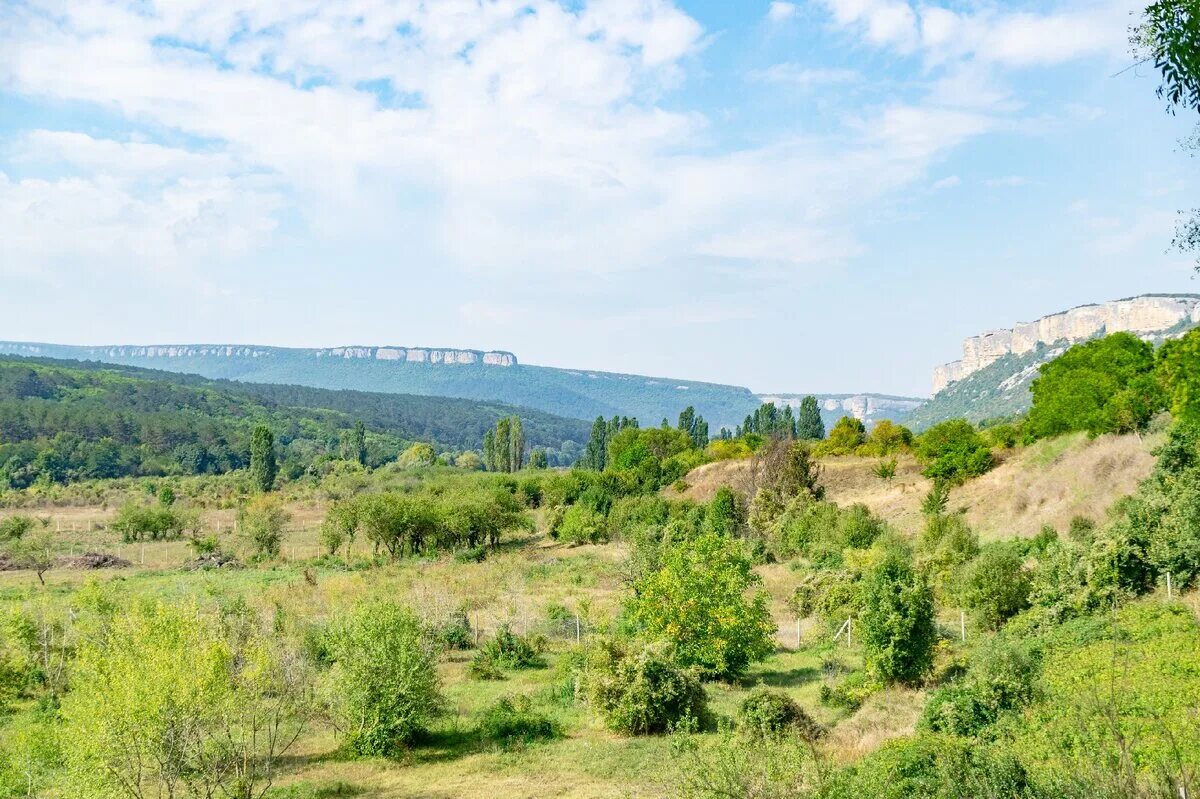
[796,395,825,441]
[249,426,277,492]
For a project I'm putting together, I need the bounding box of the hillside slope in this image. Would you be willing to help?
[668,432,1157,539]
[0,341,924,430]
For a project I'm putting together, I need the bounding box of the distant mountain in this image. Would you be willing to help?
[911,294,1200,430]
[0,341,921,431]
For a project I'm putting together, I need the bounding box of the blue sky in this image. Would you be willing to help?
[0,0,1196,397]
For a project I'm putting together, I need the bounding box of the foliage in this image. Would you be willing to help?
[484,416,525,472]
[250,425,278,492]
[738,687,824,741]
[580,639,707,735]
[626,533,775,679]
[772,498,886,564]
[814,417,866,456]
[239,497,291,560]
[396,442,437,469]
[796,395,825,441]
[1133,0,1200,114]
[0,515,38,542]
[914,420,993,483]
[475,696,559,749]
[1156,327,1200,423]
[110,501,194,542]
[859,550,937,684]
[871,458,897,481]
[961,545,1032,630]
[553,504,608,545]
[858,420,913,456]
[921,637,1041,737]
[677,406,710,449]
[328,601,443,757]
[706,486,746,537]
[1026,334,1163,439]
[470,625,545,676]
[60,600,308,799]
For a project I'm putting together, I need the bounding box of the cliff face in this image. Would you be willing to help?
[0,343,517,367]
[932,295,1200,393]
[757,393,925,425]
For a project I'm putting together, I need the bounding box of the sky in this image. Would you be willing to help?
[1,0,1197,398]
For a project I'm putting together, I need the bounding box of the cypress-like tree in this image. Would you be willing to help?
[508,417,525,471]
[796,396,825,440]
[249,426,277,492]
[348,420,368,466]
[584,417,607,471]
[483,429,497,471]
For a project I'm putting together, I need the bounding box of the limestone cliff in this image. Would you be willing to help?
[757,393,924,426]
[0,342,517,367]
[932,295,1200,393]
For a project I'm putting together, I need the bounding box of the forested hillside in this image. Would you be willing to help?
[0,342,765,428]
[0,356,589,487]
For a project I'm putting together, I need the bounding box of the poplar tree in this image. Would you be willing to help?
[347,420,368,466]
[508,417,525,471]
[249,426,277,492]
[483,429,497,471]
[796,396,826,440]
[584,417,608,471]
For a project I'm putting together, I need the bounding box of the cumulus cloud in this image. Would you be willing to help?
[767,2,799,22]
[749,64,860,87]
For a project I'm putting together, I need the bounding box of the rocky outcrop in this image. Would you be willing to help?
[758,393,925,424]
[932,295,1200,393]
[0,342,517,367]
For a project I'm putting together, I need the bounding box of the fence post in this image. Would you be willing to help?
[847,617,852,648]
[140,545,145,566]
[795,618,801,649]
[960,610,966,642]
[575,614,580,644]
[1167,572,1173,600]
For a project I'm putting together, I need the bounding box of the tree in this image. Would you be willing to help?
[961,545,1032,630]
[249,426,277,492]
[1157,327,1200,423]
[329,601,443,757]
[1026,333,1163,439]
[5,528,55,586]
[508,417,525,472]
[860,551,936,684]
[528,448,548,469]
[914,420,993,484]
[627,533,775,679]
[483,429,497,472]
[677,406,710,449]
[706,486,747,537]
[344,420,368,466]
[816,416,865,456]
[796,396,825,440]
[583,416,608,471]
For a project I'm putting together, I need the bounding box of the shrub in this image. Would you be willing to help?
[626,533,775,680]
[819,670,880,711]
[738,687,824,741]
[239,498,290,560]
[0,516,37,542]
[860,551,936,684]
[871,459,898,481]
[328,601,443,756]
[859,421,913,456]
[469,625,544,678]
[961,545,1032,630]
[580,639,707,735]
[815,417,866,456]
[554,504,607,545]
[914,420,992,484]
[921,638,1040,737]
[110,502,191,542]
[476,696,558,749]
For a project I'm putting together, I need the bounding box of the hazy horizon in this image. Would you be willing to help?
[3,0,1197,396]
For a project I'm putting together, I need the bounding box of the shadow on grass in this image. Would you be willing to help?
[741,665,821,689]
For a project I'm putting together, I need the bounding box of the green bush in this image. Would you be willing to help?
[738,687,824,741]
[475,696,558,749]
[110,502,191,542]
[468,625,545,678]
[914,420,993,484]
[921,638,1041,737]
[0,516,38,542]
[553,504,608,545]
[819,670,879,711]
[329,601,443,757]
[860,551,936,684]
[961,545,1032,630]
[239,498,290,560]
[580,639,707,735]
[626,533,774,679]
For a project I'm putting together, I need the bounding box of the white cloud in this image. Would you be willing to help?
[931,175,960,190]
[817,0,919,51]
[749,64,860,87]
[767,2,798,22]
